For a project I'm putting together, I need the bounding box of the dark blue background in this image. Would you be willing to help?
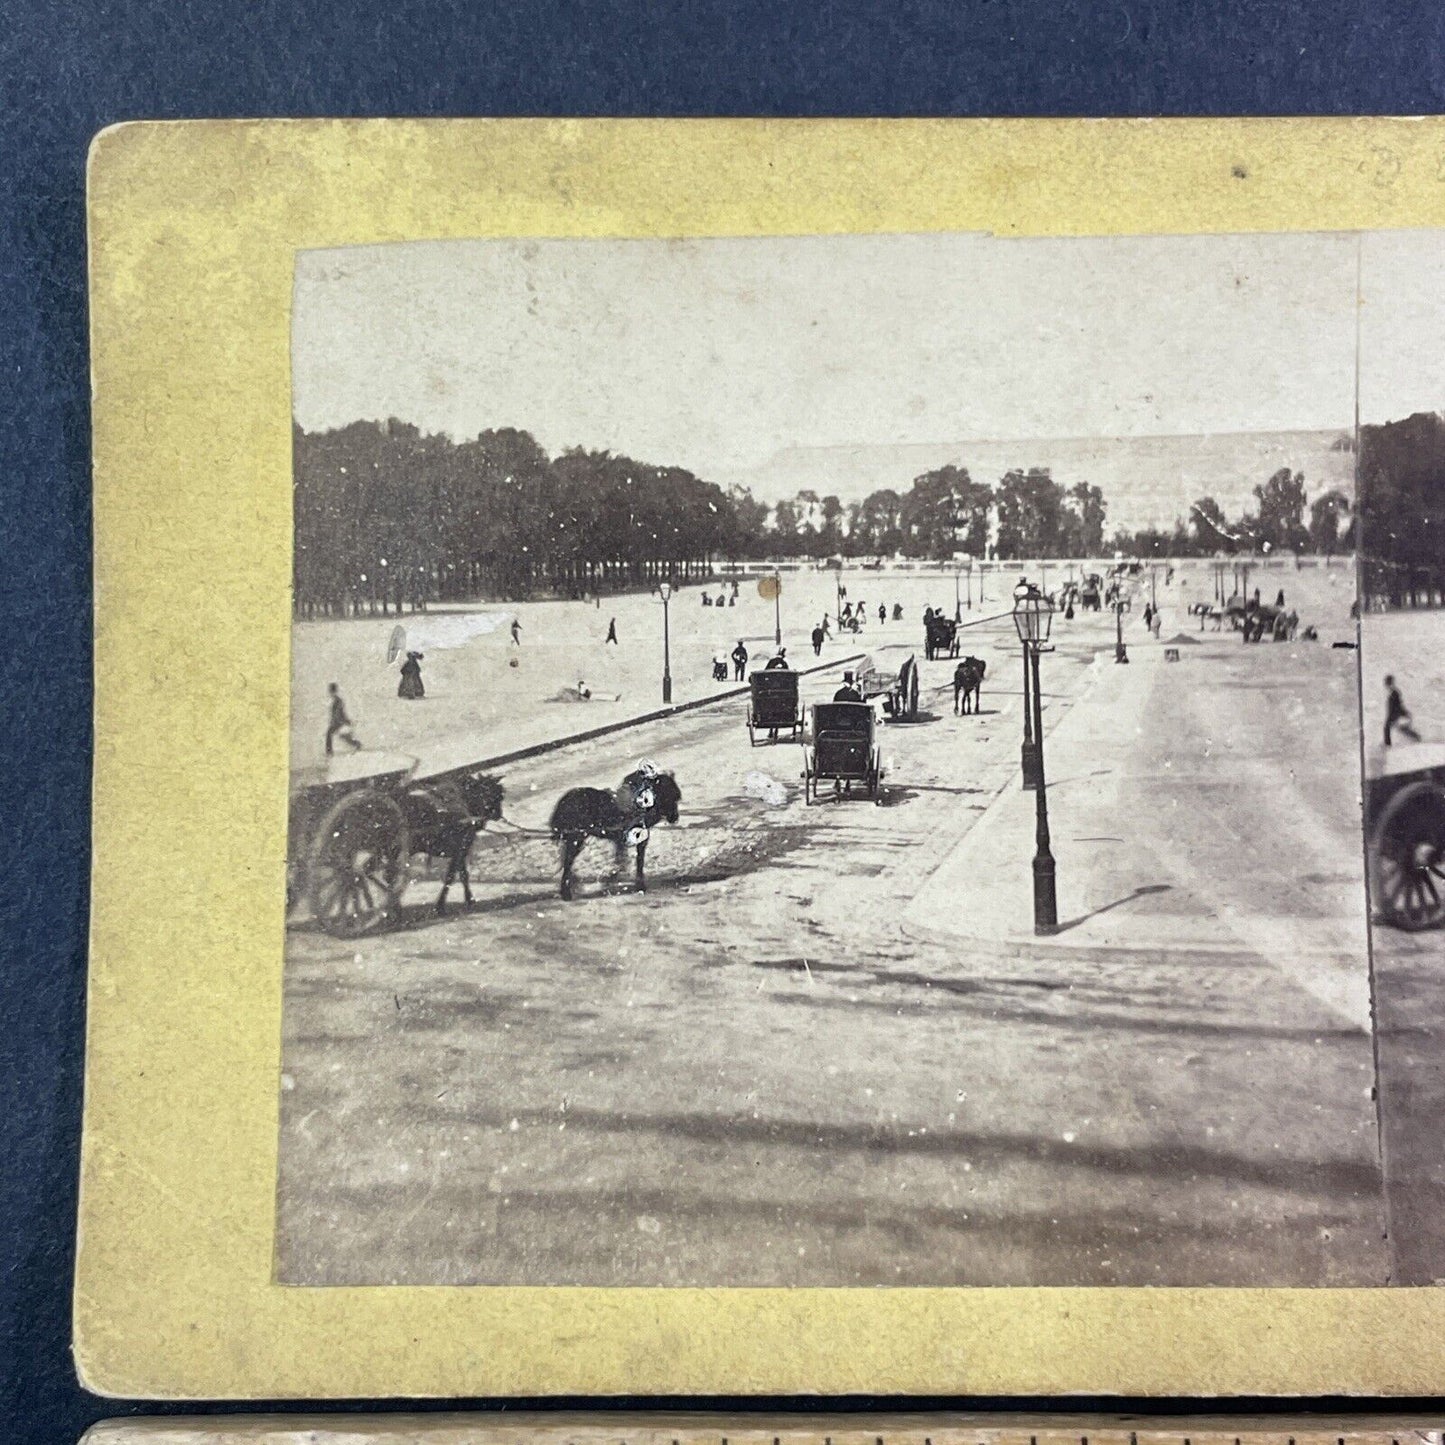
[5,3,1445,1441]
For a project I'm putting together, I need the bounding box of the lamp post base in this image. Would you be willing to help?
[662,675,672,704]
[1114,643,1129,664]
[1032,851,1059,934]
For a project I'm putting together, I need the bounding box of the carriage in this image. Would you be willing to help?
[1079,574,1103,611]
[1240,603,1299,643]
[924,613,960,660]
[747,668,803,744]
[855,652,922,721]
[1366,743,1445,932]
[287,751,417,937]
[801,701,884,803]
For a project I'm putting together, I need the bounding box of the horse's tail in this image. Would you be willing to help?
[548,792,572,839]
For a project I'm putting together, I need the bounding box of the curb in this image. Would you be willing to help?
[423,650,868,778]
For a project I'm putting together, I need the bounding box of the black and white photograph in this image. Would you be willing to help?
[275,230,1440,1289]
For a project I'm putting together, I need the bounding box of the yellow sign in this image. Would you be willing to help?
[756,574,781,600]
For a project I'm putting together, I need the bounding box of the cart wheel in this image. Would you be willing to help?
[1371,781,1445,932]
[309,790,410,938]
[747,718,756,746]
[802,765,814,805]
[868,764,880,800]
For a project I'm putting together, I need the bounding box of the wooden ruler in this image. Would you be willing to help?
[81,1414,1445,1445]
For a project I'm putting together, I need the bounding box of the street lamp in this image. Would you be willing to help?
[658,581,673,703]
[773,571,782,647]
[1113,594,1129,665]
[1012,584,1059,935]
[954,568,962,622]
[1014,578,1040,789]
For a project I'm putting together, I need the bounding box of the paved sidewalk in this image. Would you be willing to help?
[904,634,1372,1031]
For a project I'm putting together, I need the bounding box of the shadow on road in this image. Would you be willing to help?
[1053,882,1173,935]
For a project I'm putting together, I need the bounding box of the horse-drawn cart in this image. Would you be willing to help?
[855,653,921,722]
[748,668,803,744]
[1366,743,1445,932]
[287,752,416,937]
[801,701,884,803]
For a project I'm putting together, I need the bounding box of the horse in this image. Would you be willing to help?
[399,769,505,914]
[549,771,682,900]
[953,656,987,714]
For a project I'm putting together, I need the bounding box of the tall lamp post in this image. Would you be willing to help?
[773,571,783,647]
[1014,578,1040,789]
[1013,584,1059,935]
[954,568,963,622]
[659,581,673,703]
[1113,595,1128,665]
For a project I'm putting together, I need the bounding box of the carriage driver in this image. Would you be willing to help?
[833,671,863,703]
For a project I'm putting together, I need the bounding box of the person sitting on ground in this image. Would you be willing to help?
[397,650,425,700]
[702,591,712,607]
[765,647,789,670]
[878,603,886,625]
[712,656,728,682]
[577,678,592,700]
[833,670,863,703]
[892,602,903,621]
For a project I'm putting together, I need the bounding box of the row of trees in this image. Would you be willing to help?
[293,418,1360,615]
[1357,411,1445,605]
[1107,468,1355,560]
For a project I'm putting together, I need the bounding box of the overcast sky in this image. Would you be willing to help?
[293,230,1445,500]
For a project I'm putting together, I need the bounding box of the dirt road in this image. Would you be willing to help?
[278,585,1386,1288]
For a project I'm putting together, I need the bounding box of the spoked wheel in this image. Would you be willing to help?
[747,718,756,746]
[1371,781,1445,932]
[308,789,410,937]
[802,764,814,805]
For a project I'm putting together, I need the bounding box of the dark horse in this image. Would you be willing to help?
[953,656,987,714]
[549,771,682,900]
[400,769,505,914]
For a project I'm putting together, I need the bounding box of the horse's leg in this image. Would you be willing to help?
[634,837,648,892]
[458,830,474,907]
[560,835,583,900]
[437,856,452,915]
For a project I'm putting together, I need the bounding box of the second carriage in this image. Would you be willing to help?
[747,667,803,744]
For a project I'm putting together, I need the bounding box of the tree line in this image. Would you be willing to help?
[293,418,1359,615]
[1357,410,1445,605]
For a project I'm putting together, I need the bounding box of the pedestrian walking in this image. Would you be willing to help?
[811,624,824,657]
[606,617,618,644]
[397,650,425,699]
[1385,675,1422,746]
[325,683,362,756]
[731,639,749,680]
[878,603,886,626]
[510,618,522,646]
[821,614,832,638]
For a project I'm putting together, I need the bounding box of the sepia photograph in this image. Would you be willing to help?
[274,229,1438,1289]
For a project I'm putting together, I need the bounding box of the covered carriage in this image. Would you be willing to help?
[1366,743,1445,932]
[747,667,803,744]
[924,613,960,660]
[801,701,884,804]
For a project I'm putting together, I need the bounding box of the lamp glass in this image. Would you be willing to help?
[659,582,671,601]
